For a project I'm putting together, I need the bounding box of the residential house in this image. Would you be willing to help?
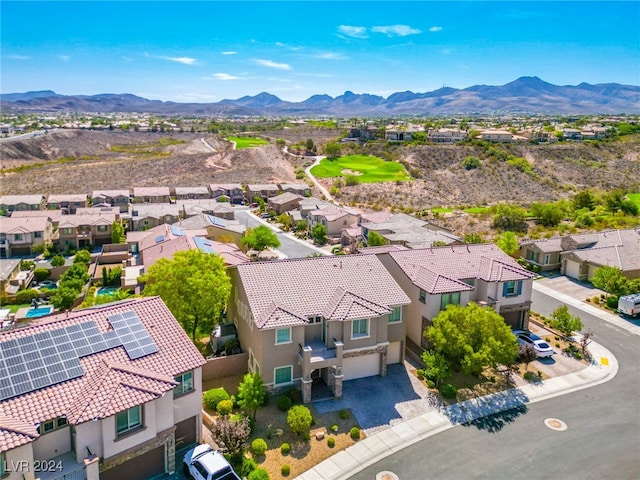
[11,210,63,229]
[178,200,235,220]
[427,128,468,143]
[384,124,424,142]
[278,183,312,197]
[359,212,461,249]
[228,255,411,403]
[346,126,379,142]
[376,244,535,349]
[55,212,117,249]
[308,205,359,238]
[175,214,246,246]
[174,186,210,200]
[46,194,88,214]
[298,197,333,219]
[209,184,244,204]
[562,128,583,140]
[0,217,52,257]
[132,187,171,204]
[0,258,22,297]
[246,184,281,202]
[478,129,515,143]
[91,190,131,213]
[268,192,303,214]
[129,204,180,231]
[521,229,640,280]
[0,195,46,214]
[0,297,205,480]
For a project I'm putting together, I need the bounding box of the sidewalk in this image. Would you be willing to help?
[295,340,618,480]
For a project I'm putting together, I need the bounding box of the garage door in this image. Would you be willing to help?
[101,445,165,480]
[564,260,581,280]
[175,416,197,450]
[387,342,402,365]
[342,353,379,381]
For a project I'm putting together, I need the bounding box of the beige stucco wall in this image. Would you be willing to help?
[32,426,71,461]
[3,444,36,480]
[498,279,533,306]
[74,418,103,462]
[173,367,202,425]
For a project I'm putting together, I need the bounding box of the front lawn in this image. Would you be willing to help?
[227,136,269,149]
[627,193,640,209]
[311,155,411,183]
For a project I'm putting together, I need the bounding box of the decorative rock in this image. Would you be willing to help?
[315,430,325,440]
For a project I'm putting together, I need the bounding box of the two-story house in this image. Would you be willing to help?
[246,184,280,202]
[174,186,211,200]
[0,297,205,480]
[278,183,312,197]
[0,217,52,257]
[46,194,89,214]
[55,213,117,249]
[375,244,535,349]
[267,192,303,214]
[0,195,46,214]
[129,204,180,231]
[308,205,359,238]
[209,184,244,204]
[91,190,131,213]
[227,255,410,403]
[132,187,171,204]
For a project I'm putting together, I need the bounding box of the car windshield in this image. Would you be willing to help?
[537,342,551,349]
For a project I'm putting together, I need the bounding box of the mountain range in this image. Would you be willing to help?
[1,77,639,116]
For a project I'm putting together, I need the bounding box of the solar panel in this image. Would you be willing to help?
[107,310,158,360]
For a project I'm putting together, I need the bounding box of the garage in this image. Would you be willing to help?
[387,341,403,365]
[342,353,380,381]
[101,445,165,480]
[175,416,197,450]
[564,259,581,280]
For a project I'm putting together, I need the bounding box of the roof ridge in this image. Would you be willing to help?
[107,361,176,384]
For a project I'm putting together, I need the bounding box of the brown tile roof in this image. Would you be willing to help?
[0,416,39,452]
[0,297,204,453]
[389,244,535,294]
[322,288,390,321]
[235,255,410,330]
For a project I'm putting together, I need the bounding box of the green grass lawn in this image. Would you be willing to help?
[227,136,269,149]
[310,155,411,183]
[627,193,640,208]
[464,207,490,214]
[431,207,453,214]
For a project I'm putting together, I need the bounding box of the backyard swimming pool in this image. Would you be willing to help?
[25,305,54,318]
[97,287,118,296]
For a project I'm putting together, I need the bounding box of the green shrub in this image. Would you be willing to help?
[50,255,65,267]
[204,387,230,410]
[462,155,482,170]
[330,424,339,433]
[20,260,35,271]
[15,289,38,304]
[327,437,335,448]
[33,268,51,282]
[606,295,619,309]
[239,457,257,477]
[284,387,301,404]
[281,464,291,476]
[216,399,233,416]
[287,405,312,435]
[439,383,458,399]
[280,442,290,455]
[426,379,435,388]
[251,438,268,455]
[338,409,350,420]
[523,371,536,381]
[247,467,270,480]
[350,427,360,440]
[277,395,293,412]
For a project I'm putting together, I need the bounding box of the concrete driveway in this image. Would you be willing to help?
[535,275,605,302]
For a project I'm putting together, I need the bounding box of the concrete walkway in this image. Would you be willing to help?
[295,340,618,480]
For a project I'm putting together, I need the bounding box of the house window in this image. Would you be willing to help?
[1,453,5,477]
[463,278,475,287]
[62,228,74,235]
[440,292,461,310]
[544,254,550,265]
[14,234,23,241]
[275,327,292,345]
[97,225,108,232]
[503,280,522,297]
[174,371,194,397]
[38,417,68,435]
[528,250,539,263]
[143,220,150,226]
[274,365,293,385]
[116,405,142,436]
[388,306,401,323]
[351,319,369,339]
[34,231,43,238]
[419,289,426,304]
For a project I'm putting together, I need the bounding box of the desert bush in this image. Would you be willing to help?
[439,383,458,399]
[277,395,293,412]
[247,467,270,480]
[251,438,267,455]
[204,387,230,410]
[350,427,360,440]
[327,437,335,448]
[281,464,291,476]
[280,442,290,455]
[216,399,233,416]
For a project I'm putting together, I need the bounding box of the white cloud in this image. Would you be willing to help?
[161,56,197,65]
[174,93,218,101]
[429,26,443,32]
[314,52,347,60]
[253,59,292,70]
[371,25,421,37]
[212,73,240,81]
[58,55,71,62]
[8,54,30,60]
[338,25,368,39]
[221,51,237,55]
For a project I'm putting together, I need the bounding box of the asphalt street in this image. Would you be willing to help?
[349,284,640,480]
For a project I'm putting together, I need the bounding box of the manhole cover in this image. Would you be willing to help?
[376,472,399,480]
[544,418,567,431]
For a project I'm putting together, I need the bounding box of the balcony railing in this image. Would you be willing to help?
[36,452,86,480]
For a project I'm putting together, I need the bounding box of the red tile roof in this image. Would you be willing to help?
[0,416,39,452]
[0,297,204,453]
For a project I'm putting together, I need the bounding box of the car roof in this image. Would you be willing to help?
[199,451,232,475]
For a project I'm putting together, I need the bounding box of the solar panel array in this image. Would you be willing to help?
[0,310,158,401]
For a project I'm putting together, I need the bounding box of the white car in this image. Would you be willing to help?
[183,444,241,480]
[513,329,555,358]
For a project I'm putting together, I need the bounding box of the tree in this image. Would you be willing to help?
[305,138,315,153]
[33,268,51,282]
[550,305,583,339]
[420,349,451,387]
[496,231,519,257]
[73,249,91,264]
[311,224,327,245]
[367,231,387,247]
[426,303,519,376]
[325,142,341,158]
[295,219,308,233]
[111,220,125,243]
[604,189,626,213]
[620,200,639,216]
[530,202,565,227]
[276,138,286,147]
[591,266,629,296]
[580,330,594,358]
[277,213,293,232]
[241,226,280,252]
[572,191,596,211]
[287,405,313,436]
[236,373,266,421]
[209,415,251,460]
[141,250,231,340]
[61,263,90,284]
[462,155,481,170]
[94,289,131,305]
[51,286,79,310]
[518,344,538,370]
[463,233,486,244]
[491,204,528,233]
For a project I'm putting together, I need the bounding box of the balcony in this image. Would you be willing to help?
[298,341,343,377]
[36,452,87,480]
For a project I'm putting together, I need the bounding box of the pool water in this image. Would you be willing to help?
[97,287,118,296]
[25,306,54,318]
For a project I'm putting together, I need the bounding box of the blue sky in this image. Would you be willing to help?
[1,1,638,102]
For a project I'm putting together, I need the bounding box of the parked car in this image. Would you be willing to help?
[617,293,640,318]
[249,203,259,208]
[512,329,554,358]
[183,444,240,480]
